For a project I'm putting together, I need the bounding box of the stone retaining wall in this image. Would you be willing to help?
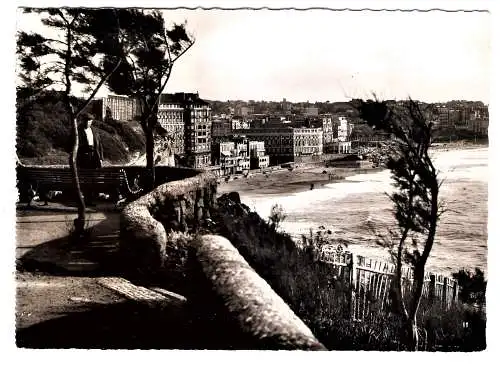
[119,171,217,275]
[120,168,325,350]
[193,235,325,350]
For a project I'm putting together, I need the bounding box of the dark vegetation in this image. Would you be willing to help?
[452,268,487,305]
[212,192,486,351]
[17,90,71,159]
[17,90,145,164]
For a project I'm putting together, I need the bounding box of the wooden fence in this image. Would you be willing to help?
[318,248,460,321]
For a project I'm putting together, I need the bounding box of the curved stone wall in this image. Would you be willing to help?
[120,169,325,350]
[119,171,217,275]
[193,235,325,350]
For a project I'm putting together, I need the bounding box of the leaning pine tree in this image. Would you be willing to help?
[353,98,444,351]
[105,9,194,190]
[17,8,129,236]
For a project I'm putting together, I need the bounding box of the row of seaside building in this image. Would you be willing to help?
[91,93,489,174]
[91,93,356,173]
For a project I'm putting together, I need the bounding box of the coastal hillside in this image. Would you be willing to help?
[17,90,146,165]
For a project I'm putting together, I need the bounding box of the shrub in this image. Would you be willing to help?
[19,152,70,166]
[17,92,72,157]
[418,299,486,351]
[93,119,145,153]
[17,134,52,157]
[92,119,117,135]
[452,268,487,305]
[268,203,287,231]
[309,312,404,351]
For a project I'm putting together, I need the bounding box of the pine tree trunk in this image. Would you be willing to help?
[69,116,86,237]
[405,316,419,351]
[145,126,155,190]
[406,265,425,351]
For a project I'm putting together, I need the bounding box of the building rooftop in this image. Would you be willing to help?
[159,93,210,106]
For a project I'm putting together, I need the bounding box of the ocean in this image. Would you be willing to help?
[239,147,488,277]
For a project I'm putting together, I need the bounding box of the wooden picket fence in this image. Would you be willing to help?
[318,248,460,321]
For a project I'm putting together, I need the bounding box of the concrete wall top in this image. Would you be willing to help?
[194,235,325,350]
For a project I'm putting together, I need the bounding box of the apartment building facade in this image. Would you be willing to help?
[212,138,269,175]
[232,118,250,130]
[235,125,323,165]
[293,127,323,156]
[248,141,270,169]
[433,104,489,138]
[321,114,338,153]
[236,126,294,165]
[211,118,233,138]
[337,116,354,153]
[157,93,212,169]
[102,95,142,122]
[157,100,185,155]
[214,141,238,175]
[436,107,462,128]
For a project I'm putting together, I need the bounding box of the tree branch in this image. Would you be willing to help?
[171,39,195,63]
[75,58,122,119]
[45,37,68,47]
[126,54,140,88]
[142,36,195,126]
[55,9,70,26]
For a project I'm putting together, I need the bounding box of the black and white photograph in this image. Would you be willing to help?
[8,0,495,354]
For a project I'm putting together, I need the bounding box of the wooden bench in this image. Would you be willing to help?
[17,166,143,207]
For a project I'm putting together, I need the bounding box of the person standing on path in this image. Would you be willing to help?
[76,113,104,206]
[77,113,103,169]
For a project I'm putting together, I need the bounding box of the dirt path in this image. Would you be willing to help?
[16,272,125,330]
[15,208,125,335]
[14,206,252,349]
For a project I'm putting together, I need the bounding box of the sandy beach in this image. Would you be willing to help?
[217,165,385,196]
[217,141,487,197]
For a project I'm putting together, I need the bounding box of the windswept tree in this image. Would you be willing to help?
[105,10,195,190]
[353,98,444,351]
[17,8,129,235]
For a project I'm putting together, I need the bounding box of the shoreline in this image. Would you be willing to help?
[217,165,386,197]
[219,146,488,278]
[217,144,488,198]
[429,140,488,151]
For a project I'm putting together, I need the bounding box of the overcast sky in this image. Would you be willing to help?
[16,8,491,103]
